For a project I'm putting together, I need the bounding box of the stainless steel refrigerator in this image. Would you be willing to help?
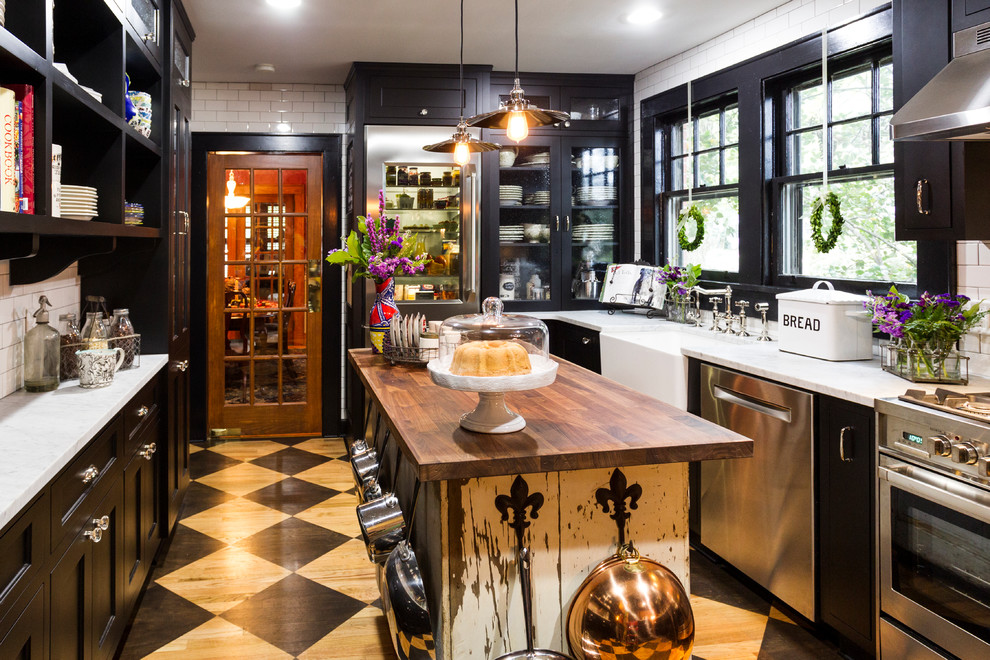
[364,125,482,320]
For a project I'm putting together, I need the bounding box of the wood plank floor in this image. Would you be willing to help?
[116,438,845,659]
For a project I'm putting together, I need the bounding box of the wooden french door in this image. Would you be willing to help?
[207,153,322,436]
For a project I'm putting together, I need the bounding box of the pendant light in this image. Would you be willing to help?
[466,0,568,142]
[423,0,500,164]
[224,171,250,209]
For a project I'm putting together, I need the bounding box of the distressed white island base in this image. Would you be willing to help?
[349,349,750,659]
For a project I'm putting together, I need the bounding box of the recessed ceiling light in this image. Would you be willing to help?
[255,63,276,73]
[626,7,662,25]
[266,0,301,9]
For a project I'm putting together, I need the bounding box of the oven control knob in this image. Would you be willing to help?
[980,456,990,478]
[951,442,979,465]
[930,435,953,456]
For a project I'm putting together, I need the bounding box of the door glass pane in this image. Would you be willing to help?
[225,169,251,211]
[283,359,307,402]
[890,488,990,644]
[281,170,307,212]
[224,216,250,262]
[569,98,619,121]
[282,312,307,355]
[570,146,618,301]
[252,218,281,261]
[253,170,279,214]
[252,312,278,355]
[224,312,248,356]
[224,360,249,404]
[173,39,190,79]
[499,145,552,303]
[282,217,307,261]
[254,360,279,404]
[130,0,158,42]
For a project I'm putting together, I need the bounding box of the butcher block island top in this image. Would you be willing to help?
[349,348,752,481]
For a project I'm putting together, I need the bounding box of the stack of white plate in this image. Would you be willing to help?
[573,185,617,206]
[499,225,525,242]
[60,185,98,221]
[499,184,523,206]
[517,151,550,166]
[572,224,614,242]
[523,190,550,206]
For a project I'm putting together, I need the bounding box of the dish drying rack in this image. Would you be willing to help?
[384,344,438,366]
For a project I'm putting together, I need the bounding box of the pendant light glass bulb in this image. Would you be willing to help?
[453,140,471,166]
[506,110,529,142]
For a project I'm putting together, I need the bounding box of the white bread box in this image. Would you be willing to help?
[775,280,872,361]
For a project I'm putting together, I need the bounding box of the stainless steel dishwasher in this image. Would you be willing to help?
[699,364,816,621]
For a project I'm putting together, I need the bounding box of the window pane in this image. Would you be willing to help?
[697,112,720,150]
[668,195,739,273]
[879,114,894,164]
[793,81,824,129]
[697,151,720,187]
[672,121,693,157]
[791,129,824,175]
[878,60,893,112]
[724,105,739,145]
[672,156,693,190]
[724,147,739,185]
[832,67,872,121]
[781,175,916,283]
[832,119,872,169]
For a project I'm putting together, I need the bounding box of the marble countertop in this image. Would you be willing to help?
[543,310,990,407]
[0,355,168,531]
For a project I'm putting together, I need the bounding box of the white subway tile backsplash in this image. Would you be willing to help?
[958,241,980,266]
[237,90,261,101]
[977,242,990,266]
[216,90,239,101]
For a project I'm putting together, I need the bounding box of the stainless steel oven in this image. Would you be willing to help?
[876,394,990,660]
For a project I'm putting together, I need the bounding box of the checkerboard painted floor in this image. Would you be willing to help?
[117,438,844,659]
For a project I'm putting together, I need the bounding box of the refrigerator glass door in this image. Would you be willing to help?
[365,126,481,319]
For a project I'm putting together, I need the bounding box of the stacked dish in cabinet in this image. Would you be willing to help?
[59,185,98,221]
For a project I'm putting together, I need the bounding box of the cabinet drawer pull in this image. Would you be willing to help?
[555,215,560,231]
[136,405,149,418]
[916,179,931,215]
[565,215,571,231]
[140,442,158,460]
[171,359,189,372]
[839,426,854,462]
[81,465,100,484]
[84,516,109,543]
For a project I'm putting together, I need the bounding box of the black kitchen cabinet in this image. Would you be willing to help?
[484,135,629,312]
[122,415,162,609]
[0,584,45,660]
[817,395,875,658]
[547,321,601,374]
[893,0,990,240]
[50,475,125,660]
[952,0,990,30]
[349,62,491,125]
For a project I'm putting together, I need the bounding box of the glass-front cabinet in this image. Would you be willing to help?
[382,162,465,303]
[489,136,623,310]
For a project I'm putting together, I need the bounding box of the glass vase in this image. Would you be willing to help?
[369,277,399,354]
[881,338,969,385]
[667,295,689,324]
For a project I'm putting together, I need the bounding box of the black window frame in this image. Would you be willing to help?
[658,94,742,280]
[639,4,951,308]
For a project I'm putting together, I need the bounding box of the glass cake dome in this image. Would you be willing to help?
[438,297,549,366]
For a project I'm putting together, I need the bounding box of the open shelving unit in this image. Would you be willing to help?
[0,0,166,283]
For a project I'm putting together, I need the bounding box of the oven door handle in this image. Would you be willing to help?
[880,462,990,524]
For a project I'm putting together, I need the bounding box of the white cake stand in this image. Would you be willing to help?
[427,355,558,433]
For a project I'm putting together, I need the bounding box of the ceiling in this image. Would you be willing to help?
[182,0,787,84]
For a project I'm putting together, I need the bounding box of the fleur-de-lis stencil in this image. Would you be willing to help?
[594,468,642,546]
[494,475,544,548]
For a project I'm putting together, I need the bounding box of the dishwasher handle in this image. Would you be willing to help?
[711,384,792,423]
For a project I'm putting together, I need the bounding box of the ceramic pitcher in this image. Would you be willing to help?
[75,348,125,388]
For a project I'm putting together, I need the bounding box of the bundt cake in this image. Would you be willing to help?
[449,340,532,377]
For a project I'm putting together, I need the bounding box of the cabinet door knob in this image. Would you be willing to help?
[95,515,109,530]
[140,442,158,460]
[84,527,103,543]
[839,426,854,462]
[915,179,931,215]
[136,405,149,418]
[419,108,428,116]
[581,336,591,345]
[180,79,191,87]
[81,465,100,484]
[171,360,189,372]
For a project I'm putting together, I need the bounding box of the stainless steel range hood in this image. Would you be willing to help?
[891,21,990,141]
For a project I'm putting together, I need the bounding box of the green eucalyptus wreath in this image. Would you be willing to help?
[677,205,705,252]
[810,191,843,253]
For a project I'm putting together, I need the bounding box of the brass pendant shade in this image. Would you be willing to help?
[422,121,500,153]
[423,0,500,160]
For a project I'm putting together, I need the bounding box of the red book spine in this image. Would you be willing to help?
[7,85,34,213]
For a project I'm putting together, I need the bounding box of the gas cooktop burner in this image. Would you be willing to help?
[898,388,990,423]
